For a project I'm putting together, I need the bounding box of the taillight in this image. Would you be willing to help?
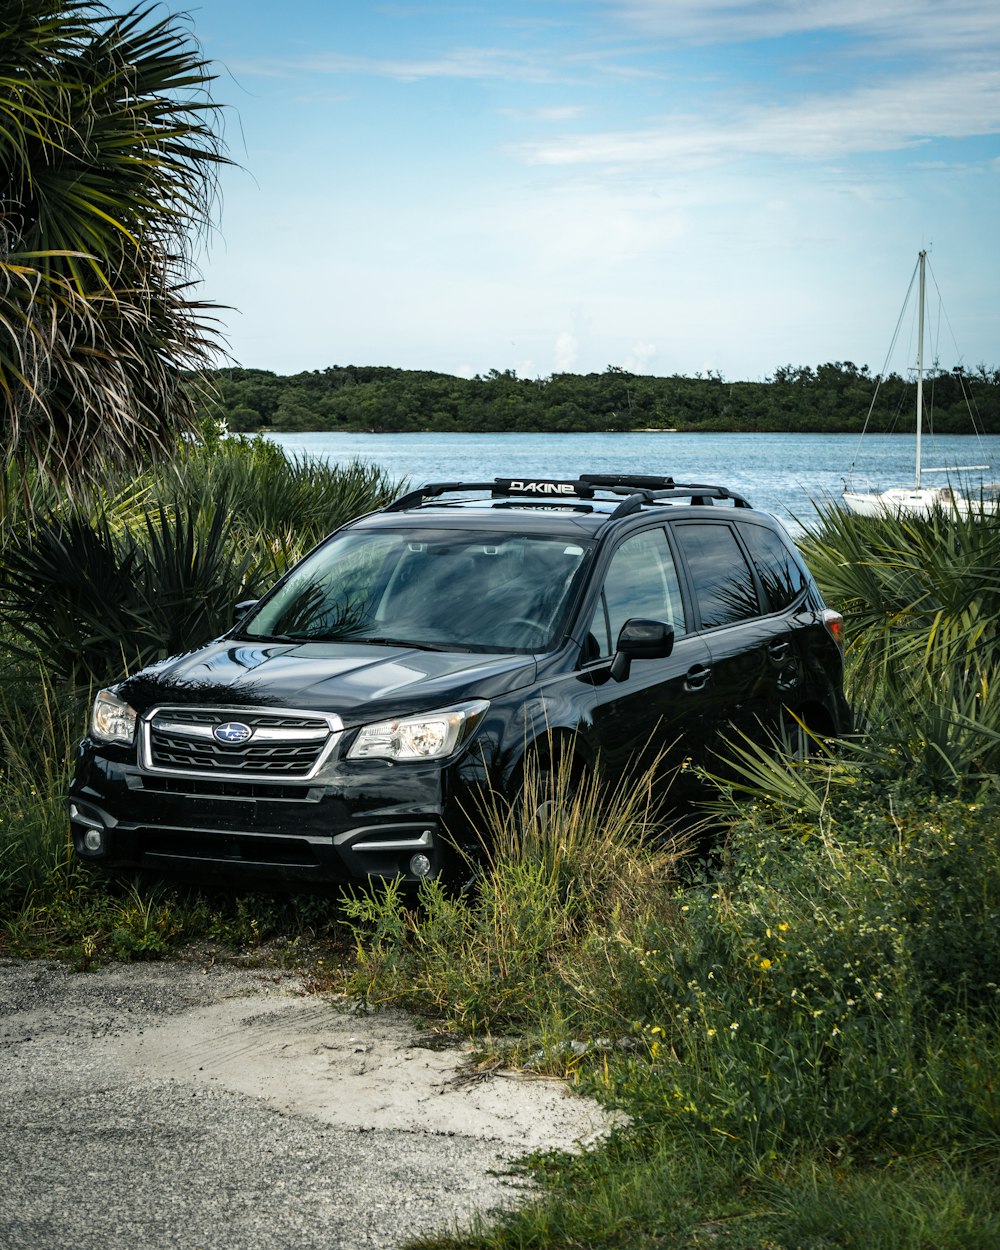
[821,609,845,650]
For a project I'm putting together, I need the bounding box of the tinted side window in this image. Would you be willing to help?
[737,522,808,612]
[674,522,760,628]
[589,528,686,658]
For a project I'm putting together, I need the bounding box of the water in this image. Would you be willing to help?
[265,430,1000,534]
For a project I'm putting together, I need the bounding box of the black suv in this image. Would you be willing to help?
[69,475,850,887]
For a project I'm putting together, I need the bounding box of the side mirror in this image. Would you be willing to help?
[611,618,674,682]
[233,599,258,626]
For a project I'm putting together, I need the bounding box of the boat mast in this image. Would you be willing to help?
[915,249,926,489]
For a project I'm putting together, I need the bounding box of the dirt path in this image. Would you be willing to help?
[0,957,615,1250]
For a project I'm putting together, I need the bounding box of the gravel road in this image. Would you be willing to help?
[0,956,615,1250]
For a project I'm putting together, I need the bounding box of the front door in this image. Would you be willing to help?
[583,527,713,798]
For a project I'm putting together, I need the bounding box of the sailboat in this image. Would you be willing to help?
[842,250,997,519]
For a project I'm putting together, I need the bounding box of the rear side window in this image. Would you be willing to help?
[738,522,809,611]
[674,522,760,629]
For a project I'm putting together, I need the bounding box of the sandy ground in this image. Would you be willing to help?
[0,956,617,1250]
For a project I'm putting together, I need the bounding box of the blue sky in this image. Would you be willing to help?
[190,1,1000,380]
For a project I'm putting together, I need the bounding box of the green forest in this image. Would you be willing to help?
[200,361,1000,435]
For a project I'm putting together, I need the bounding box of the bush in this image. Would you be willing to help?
[0,503,259,685]
[0,440,405,688]
[799,503,1000,785]
[612,783,1000,1162]
[159,436,403,566]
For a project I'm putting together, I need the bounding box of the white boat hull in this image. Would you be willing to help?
[843,486,999,519]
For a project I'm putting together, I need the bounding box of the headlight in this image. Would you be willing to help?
[91,688,137,745]
[347,700,488,762]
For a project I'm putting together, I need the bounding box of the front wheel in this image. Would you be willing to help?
[512,750,585,836]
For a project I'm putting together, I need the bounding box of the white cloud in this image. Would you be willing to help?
[498,105,587,122]
[612,1,1000,56]
[625,341,658,372]
[236,47,573,85]
[512,69,1000,169]
[554,331,579,371]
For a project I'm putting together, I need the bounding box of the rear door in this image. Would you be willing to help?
[670,518,805,754]
[734,517,820,728]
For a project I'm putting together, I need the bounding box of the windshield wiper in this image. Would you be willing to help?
[237,632,299,643]
[242,630,467,651]
[262,631,463,651]
[359,636,461,652]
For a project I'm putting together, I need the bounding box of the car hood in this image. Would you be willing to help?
[118,639,538,724]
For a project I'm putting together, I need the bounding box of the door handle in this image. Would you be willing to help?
[768,640,791,662]
[685,664,712,692]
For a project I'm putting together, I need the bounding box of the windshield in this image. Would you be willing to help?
[241,527,592,652]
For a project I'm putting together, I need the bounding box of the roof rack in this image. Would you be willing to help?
[384,475,752,515]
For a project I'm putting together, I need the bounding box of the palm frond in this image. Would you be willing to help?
[1,0,230,487]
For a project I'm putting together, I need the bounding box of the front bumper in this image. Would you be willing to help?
[69,740,486,888]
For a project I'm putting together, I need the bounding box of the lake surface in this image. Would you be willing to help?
[265,431,1000,534]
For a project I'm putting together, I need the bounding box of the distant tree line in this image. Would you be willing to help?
[196,362,1000,436]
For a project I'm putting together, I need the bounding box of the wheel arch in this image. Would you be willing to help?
[501,725,596,800]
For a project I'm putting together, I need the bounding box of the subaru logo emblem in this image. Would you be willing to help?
[213,721,253,745]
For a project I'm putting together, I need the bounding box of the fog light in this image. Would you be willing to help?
[83,827,104,853]
[409,853,432,878]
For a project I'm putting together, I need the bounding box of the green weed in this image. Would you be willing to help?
[0,660,82,906]
[341,756,691,1046]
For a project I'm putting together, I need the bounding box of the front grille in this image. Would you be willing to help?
[141,706,342,781]
[151,731,319,775]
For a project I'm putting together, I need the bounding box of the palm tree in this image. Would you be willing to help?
[0,0,229,491]
[794,503,1000,790]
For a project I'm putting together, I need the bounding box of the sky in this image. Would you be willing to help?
[189,1,1000,381]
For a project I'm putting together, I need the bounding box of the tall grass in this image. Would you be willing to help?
[342,754,691,1044]
[157,435,403,567]
[388,770,999,1250]
[0,662,79,902]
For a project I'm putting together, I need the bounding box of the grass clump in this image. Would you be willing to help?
[0,660,82,904]
[342,758,691,1052]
